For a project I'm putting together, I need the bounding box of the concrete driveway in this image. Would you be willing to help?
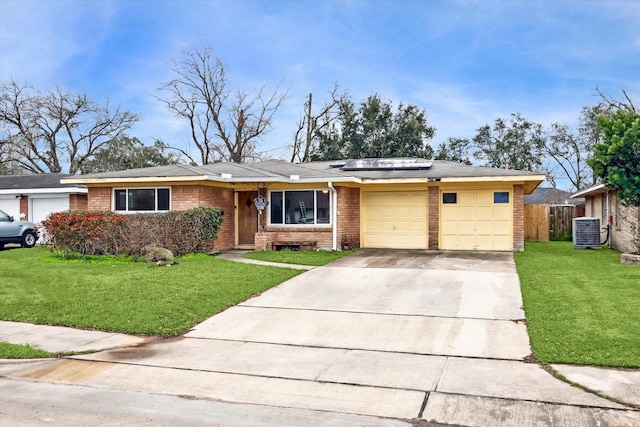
[5,250,638,425]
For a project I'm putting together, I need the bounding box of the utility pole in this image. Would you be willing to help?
[303,93,313,162]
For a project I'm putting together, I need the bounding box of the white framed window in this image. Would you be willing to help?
[269,190,331,225]
[114,188,170,212]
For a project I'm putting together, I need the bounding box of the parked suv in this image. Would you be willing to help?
[0,209,38,249]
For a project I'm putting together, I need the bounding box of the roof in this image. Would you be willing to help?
[0,173,87,195]
[524,187,583,205]
[571,183,607,199]
[61,158,545,193]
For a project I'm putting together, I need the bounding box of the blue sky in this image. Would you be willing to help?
[1,0,639,162]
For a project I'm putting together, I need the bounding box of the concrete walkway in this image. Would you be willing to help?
[1,249,639,426]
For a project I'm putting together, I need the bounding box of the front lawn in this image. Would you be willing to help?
[0,247,302,336]
[0,342,51,359]
[515,242,640,368]
[244,249,358,266]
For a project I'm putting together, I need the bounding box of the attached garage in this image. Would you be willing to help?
[0,196,20,218]
[361,190,428,249]
[30,196,70,224]
[440,189,513,251]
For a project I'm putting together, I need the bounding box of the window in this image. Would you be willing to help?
[442,193,457,204]
[114,188,170,212]
[270,190,330,225]
[494,192,509,204]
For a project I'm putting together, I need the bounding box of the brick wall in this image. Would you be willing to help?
[19,196,28,220]
[258,228,333,250]
[88,187,111,210]
[69,194,88,211]
[513,184,524,252]
[428,186,439,250]
[86,185,235,251]
[337,186,360,249]
[172,185,235,251]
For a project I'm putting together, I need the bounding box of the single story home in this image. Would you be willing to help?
[571,183,640,253]
[0,174,88,225]
[524,187,584,206]
[61,158,545,252]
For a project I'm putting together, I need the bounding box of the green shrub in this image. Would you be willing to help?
[42,207,223,258]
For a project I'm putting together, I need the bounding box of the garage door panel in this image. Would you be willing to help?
[440,189,513,251]
[459,220,475,234]
[476,192,493,204]
[362,191,427,249]
[476,206,493,219]
[457,192,475,205]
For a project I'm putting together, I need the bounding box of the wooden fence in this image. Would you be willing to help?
[525,204,575,242]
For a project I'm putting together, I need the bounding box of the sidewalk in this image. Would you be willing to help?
[0,321,148,357]
[216,250,316,270]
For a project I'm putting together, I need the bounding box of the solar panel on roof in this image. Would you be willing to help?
[339,158,432,171]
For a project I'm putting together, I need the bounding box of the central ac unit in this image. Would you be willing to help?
[573,217,600,248]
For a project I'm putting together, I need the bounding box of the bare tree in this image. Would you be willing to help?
[290,84,345,163]
[157,43,289,164]
[0,80,139,174]
[595,86,637,114]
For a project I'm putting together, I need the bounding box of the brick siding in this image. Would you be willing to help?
[69,194,88,211]
[513,184,524,251]
[19,196,28,220]
[87,185,235,251]
[88,187,111,211]
[172,185,235,251]
[337,186,360,249]
[428,186,439,250]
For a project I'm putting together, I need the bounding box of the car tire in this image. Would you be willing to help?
[21,231,37,248]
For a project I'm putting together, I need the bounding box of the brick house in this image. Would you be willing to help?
[571,183,640,253]
[0,174,87,226]
[61,158,544,252]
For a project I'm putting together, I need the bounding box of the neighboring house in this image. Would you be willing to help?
[524,187,584,206]
[571,183,640,253]
[61,158,545,252]
[0,174,88,226]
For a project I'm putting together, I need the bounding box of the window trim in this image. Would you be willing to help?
[268,189,332,226]
[493,191,510,204]
[113,187,171,213]
[442,192,457,204]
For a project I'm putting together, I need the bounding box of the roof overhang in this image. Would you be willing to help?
[61,175,361,185]
[0,187,87,195]
[571,183,607,198]
[438,175,545,194]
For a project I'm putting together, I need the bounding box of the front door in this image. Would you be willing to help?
[237,191,258,246]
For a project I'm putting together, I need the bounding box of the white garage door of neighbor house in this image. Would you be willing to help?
[31,196,69,224]
[0,197,21,218]
[440,189,513,251]
[361,191,428,249]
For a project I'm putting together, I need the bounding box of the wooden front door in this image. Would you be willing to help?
[237,191,258,246]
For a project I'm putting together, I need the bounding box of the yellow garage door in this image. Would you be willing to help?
[440,189,512,251]
[361,191,427,249]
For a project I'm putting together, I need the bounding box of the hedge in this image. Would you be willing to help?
[42,207,223,258]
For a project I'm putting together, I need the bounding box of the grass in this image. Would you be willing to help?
[244,249,358,266]
[0,342,51,359]
[515,242,640,368]
[0,247,302,336]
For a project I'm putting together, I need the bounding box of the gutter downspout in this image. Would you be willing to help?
[328,182,338,251]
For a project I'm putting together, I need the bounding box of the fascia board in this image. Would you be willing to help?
[571,183,606,198]
[0,187,87,195]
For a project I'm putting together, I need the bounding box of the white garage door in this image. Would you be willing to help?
[440,189,513,251]
[361,191,428,249]
[0,196,20,218]
[31,196,69,224]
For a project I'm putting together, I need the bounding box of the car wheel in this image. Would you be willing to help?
[21,231,37,248]
[0,243,4,250]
